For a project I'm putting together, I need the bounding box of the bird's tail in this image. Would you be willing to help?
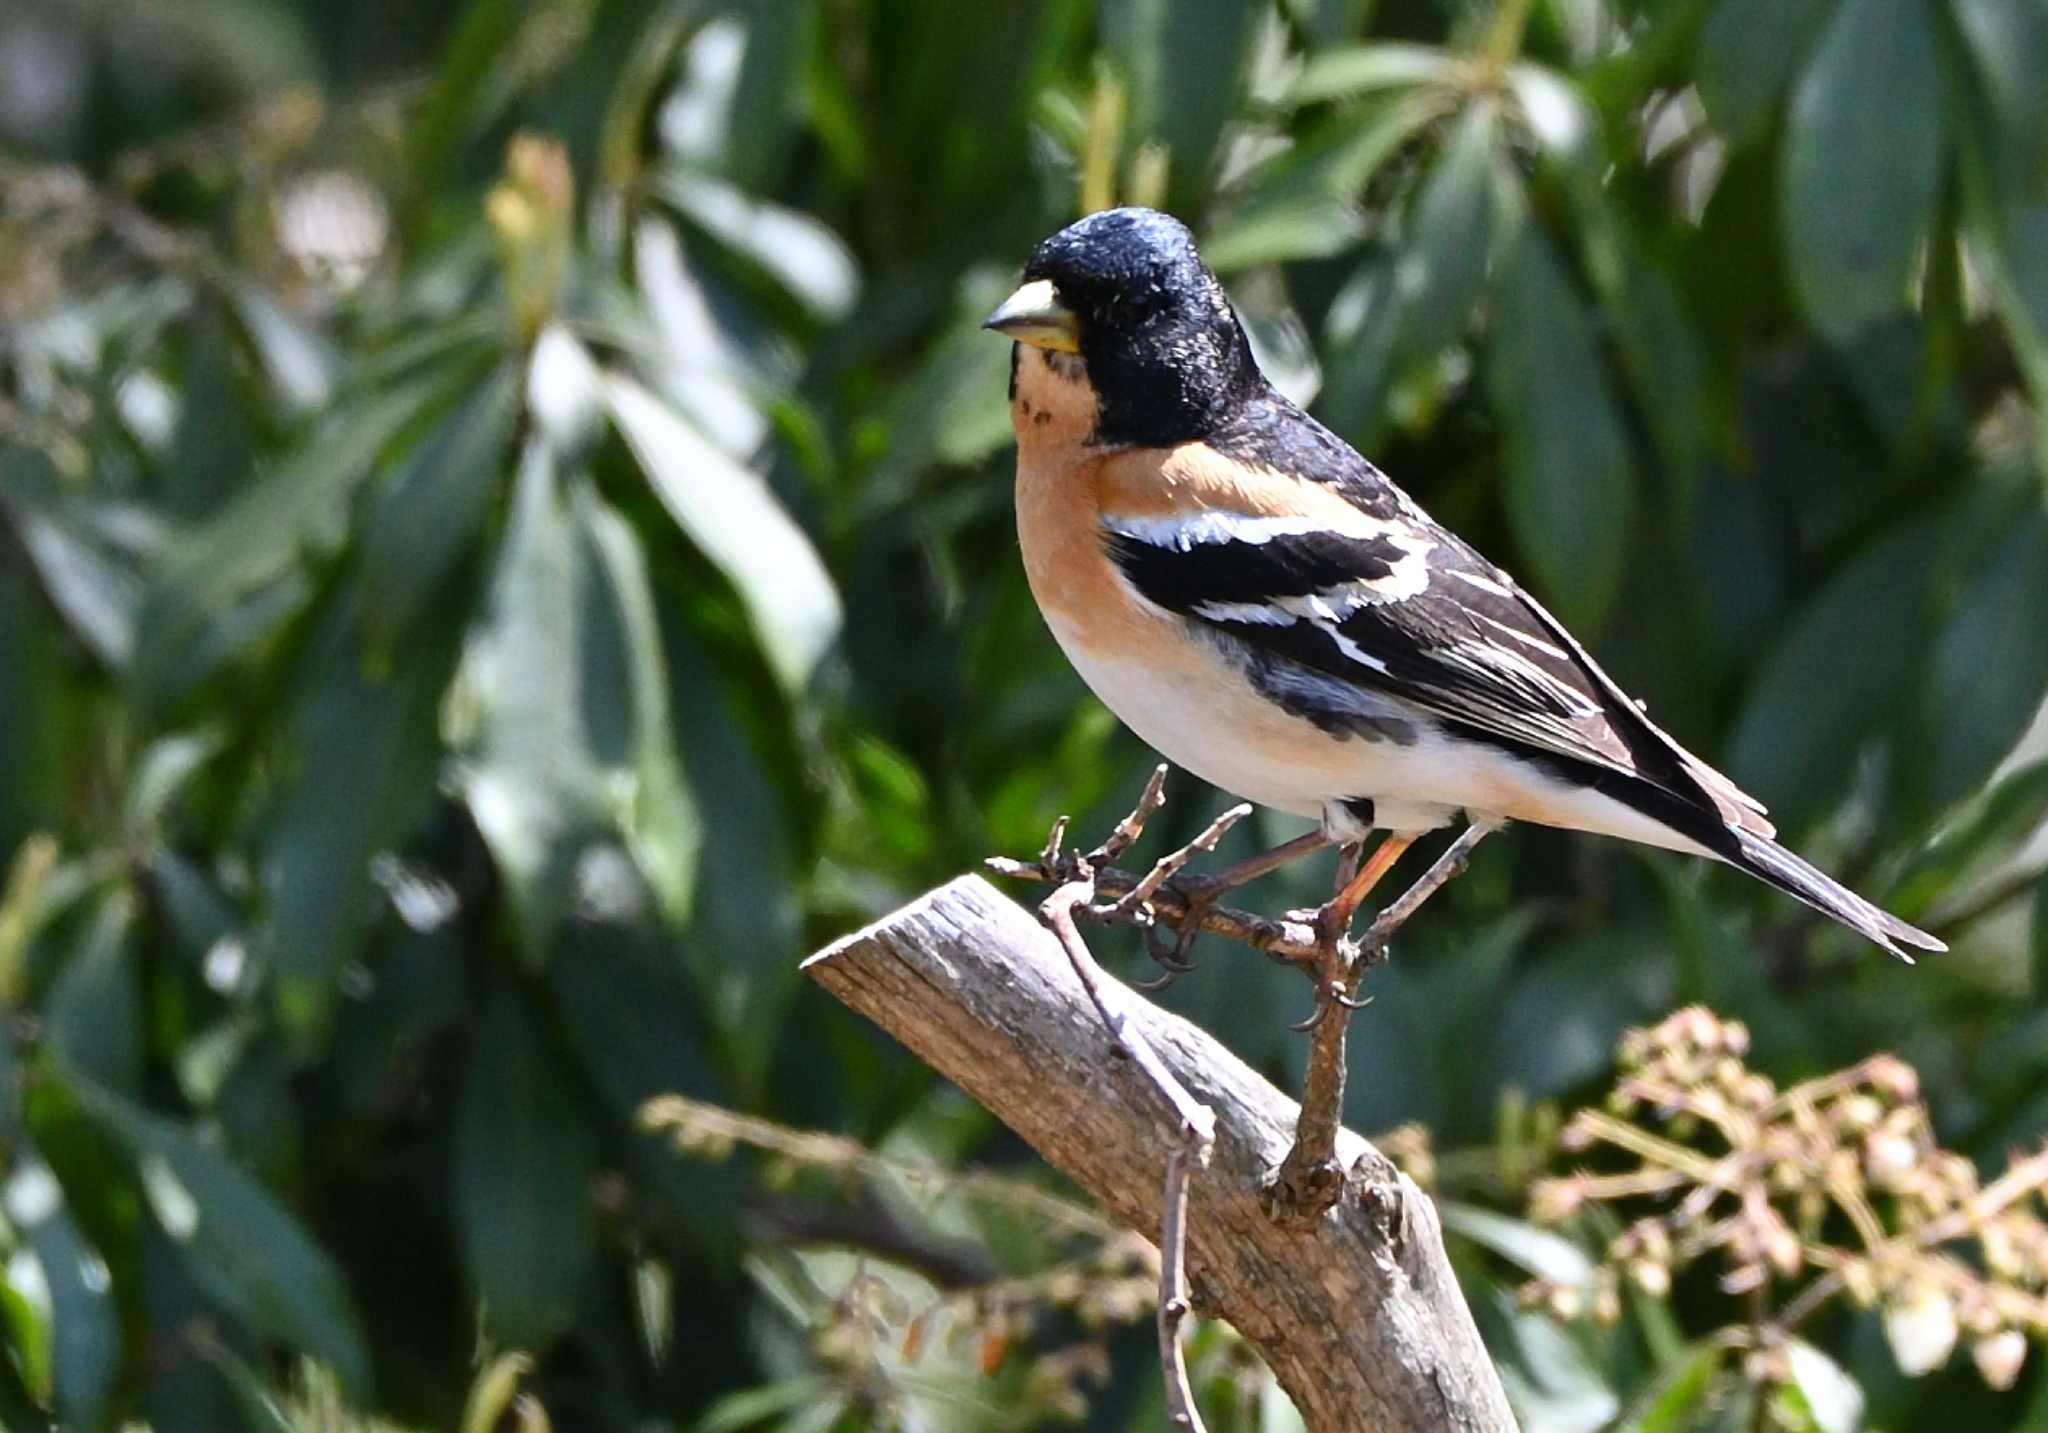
[1727,828,1945,963]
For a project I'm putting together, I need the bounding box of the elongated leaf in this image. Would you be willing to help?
[265,575,459,1037]
[1320,100,1518,437]
[358,361,520,650]
[1697,0,1836,140]
[457,983,597,1350]
[579,493,701,924]
[227,283,336,414]
[1440,1203,1594,1287]
[1205,91,1448,271]
[603,372,840,689]
[454,444,609,960]
[46,886,142,1094]
[1781,0,1945,341]
[1283,41,1452,105]
[2,485,140,670]
[1911,511,2048,810]
[648,167,859,320]
[1098,0,1258,204]
[1624,1340,1732,1433]
[71,1082,371,1399]
[130,384,438,712]
[1489,228,1635,633]
[2,1153,119,1429]
[1728,527,1935,832]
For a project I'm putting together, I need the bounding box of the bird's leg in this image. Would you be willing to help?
[1140,829,1331,978]
[1355,821,1496,956]
[1262,830,1416,1227]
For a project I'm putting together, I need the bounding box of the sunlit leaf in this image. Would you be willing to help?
[1440,1203,1595,1287]
[648,165,859,320]
[603,371,840,689]
[1910,511,2048,811]
[1781,0,1945,341]
[1283,41,1453,105]
[457,982,597,1350]
[1,481,140,670]
[1,1153,119,1429]
[71,1081,371,1399]
[453,443,609,960]
[579,492,701,924]
[1489,227,1635,633]
[226,283,337,414]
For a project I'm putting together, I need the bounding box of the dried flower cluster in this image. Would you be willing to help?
[1526,1006,2048,1391]
[641,1095,1186,1423]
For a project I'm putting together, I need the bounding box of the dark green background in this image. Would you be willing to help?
[3,0,2047,1427]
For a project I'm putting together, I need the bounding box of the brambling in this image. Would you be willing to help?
[984,207,1942,961]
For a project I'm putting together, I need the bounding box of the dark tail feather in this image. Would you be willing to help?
[1728,828,1946,963]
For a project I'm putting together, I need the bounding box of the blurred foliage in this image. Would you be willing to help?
[2,0,2047,1428]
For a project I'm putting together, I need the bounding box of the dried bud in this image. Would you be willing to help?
[1865,1132,1919,1184]
[1530,1178,1583,1224]
[1885,1287,1959,1376]
[1868,1056,1920,1104]
[1840,1095,1884,1132]
[1972,1330,2027,1390]
[1628,1259,1671,1298]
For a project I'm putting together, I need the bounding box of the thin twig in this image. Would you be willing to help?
[1158,1148,1202,1431]
[986,856,1325,970]
[1111,802,1253,917]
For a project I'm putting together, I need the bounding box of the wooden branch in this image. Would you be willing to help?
[804,875,1518,1433]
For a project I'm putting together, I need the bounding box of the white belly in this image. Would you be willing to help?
[1047,615,1716,857]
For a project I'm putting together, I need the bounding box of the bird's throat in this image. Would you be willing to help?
[1009,343,1101,454]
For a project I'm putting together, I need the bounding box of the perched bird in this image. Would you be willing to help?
[983,206,1942,961]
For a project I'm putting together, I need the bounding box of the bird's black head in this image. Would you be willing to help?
[984,207,1262,447]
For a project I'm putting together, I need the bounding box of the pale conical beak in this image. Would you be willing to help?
[981,278,1080,353]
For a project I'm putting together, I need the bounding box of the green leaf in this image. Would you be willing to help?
[603,372,840,690]
[579,493,701,924]
[358,361,520,652]
[45,886,142,1095]
[0,482,140,670]
[2,1152,119,1429]
[1728,526,1936,833]
[70,1082,371,1400]
[1097,0,1258,203]
[1911,511,2048,810]
[1623,1339,1732,1432]
[130,384,438,713]
[453,443,610,960]
[1489,228,1636,633]
[1321,99,1519,437]
[1440,1203,1595,1287]
[457,983,598,1351]
[1283,41,1453,105]
[226,283,337,414]
[1205,92,1448,271]
[1892,760,2048,916]
[265,576,460,1038]
[1781,0,1946,341]
[1696,0,1837,141]
[648,167,859,321]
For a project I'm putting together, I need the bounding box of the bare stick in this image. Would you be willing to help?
[804,877,1517,1433]
[1041,880,1216,1150]
[1111,801,1253,917]
[1159,1148,1200,1431]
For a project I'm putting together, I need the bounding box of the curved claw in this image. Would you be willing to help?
[1143,919,1200,974]
[1288,998,1330,1033]
[1134,966,1184,993]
